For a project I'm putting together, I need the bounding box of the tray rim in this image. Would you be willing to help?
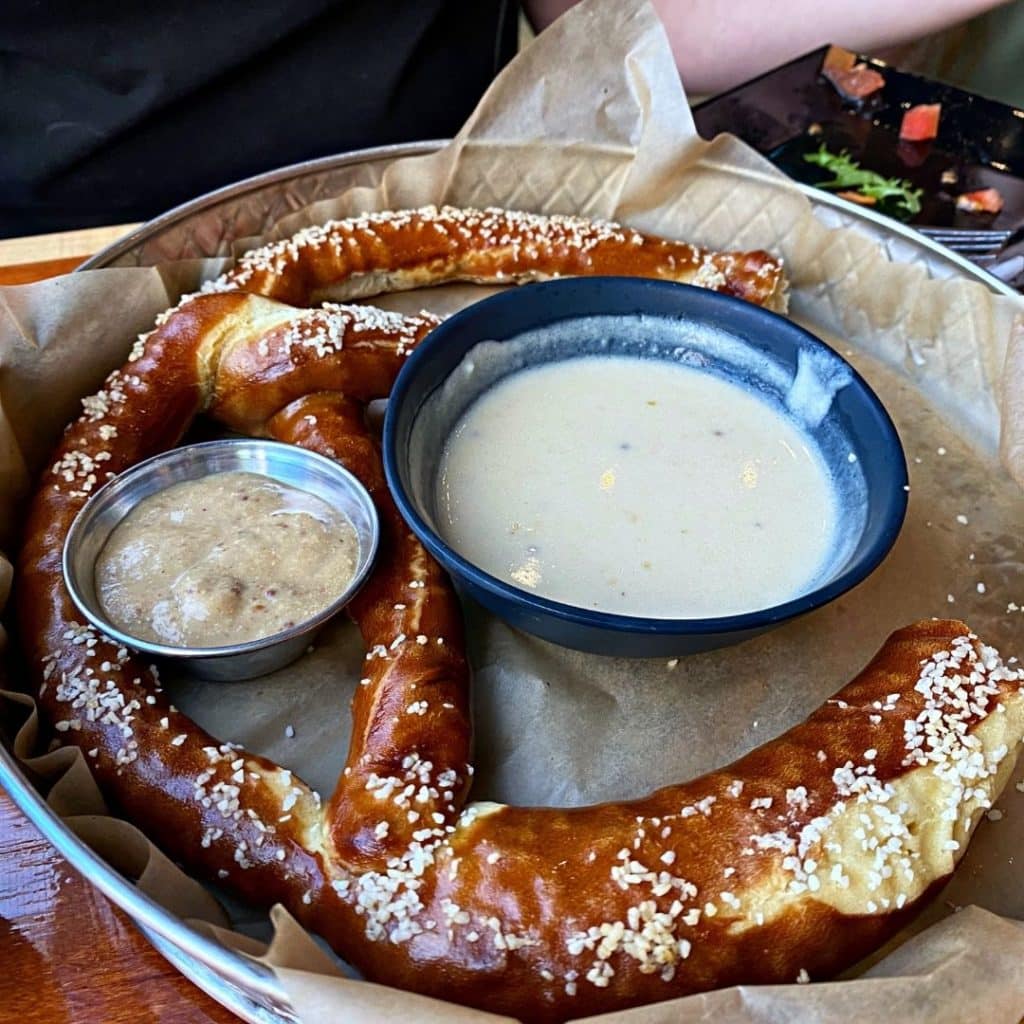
[3,136,1020,1024]
[0,736,292,1021]
[77,140,449,273]
[796,183,1019,298]
[79,138,1018,299]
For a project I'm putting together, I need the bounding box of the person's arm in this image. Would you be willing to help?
[524,0,1012,95]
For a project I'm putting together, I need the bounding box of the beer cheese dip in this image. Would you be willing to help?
[437,355,840,618]
[95,471,359,647]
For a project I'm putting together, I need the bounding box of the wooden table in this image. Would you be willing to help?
[0,229,238,1023]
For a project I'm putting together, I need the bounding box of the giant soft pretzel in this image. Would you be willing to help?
[17,207,1024,1022]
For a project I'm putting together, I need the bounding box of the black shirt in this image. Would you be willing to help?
[1,1,518,236]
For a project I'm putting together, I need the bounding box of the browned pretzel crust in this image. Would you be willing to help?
[203,205,789,311]
[16,209,1024,1022]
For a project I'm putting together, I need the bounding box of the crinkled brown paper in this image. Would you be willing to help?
[1,1,1023,1021]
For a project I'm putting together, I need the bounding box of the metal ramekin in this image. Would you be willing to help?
[63,439,379,681]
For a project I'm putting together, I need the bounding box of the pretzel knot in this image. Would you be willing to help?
[16,207,1024,1022]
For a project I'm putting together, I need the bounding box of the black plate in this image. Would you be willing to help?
[692,46,1024,231]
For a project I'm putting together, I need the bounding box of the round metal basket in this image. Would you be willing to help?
[0,139,1016,1023]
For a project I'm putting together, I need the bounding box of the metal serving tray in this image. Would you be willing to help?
[0,139,1018,1024]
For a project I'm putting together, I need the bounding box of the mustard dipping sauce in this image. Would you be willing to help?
[95,471,359,647]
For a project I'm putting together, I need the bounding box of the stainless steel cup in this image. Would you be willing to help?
[63,439,379,681]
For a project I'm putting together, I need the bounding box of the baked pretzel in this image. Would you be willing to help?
[201,205,789,311]
[17,207,1024,1022]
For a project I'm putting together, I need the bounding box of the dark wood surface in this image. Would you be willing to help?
[0,793,238,1023]
[0,253,239,1023]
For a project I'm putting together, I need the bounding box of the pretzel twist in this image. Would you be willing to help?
[16,207,1024,1022]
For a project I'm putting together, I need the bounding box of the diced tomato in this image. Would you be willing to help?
[822,45,856,74]
[899,104,941,142]
[836,190,877,206]
[955,187,1004,214]
[824,64,885,101]
[821,46,885,101]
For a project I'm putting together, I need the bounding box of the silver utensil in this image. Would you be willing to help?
[916,226,1015,261]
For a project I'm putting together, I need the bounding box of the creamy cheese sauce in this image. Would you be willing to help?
[95,471,359,647]
[437,356,839,618]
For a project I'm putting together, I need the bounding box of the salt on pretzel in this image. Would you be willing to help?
[16,207,1024,1022]
[202,205,789,311]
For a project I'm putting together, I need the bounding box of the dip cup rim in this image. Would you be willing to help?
[383,276,909,643]
[62,438,380,663]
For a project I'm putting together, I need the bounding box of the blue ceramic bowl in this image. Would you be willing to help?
[383,278,907,657]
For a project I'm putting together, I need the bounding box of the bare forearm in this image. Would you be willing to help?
[525,0,1011,94]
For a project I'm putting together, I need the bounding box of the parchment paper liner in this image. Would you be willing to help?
[1,1,1023,1020]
